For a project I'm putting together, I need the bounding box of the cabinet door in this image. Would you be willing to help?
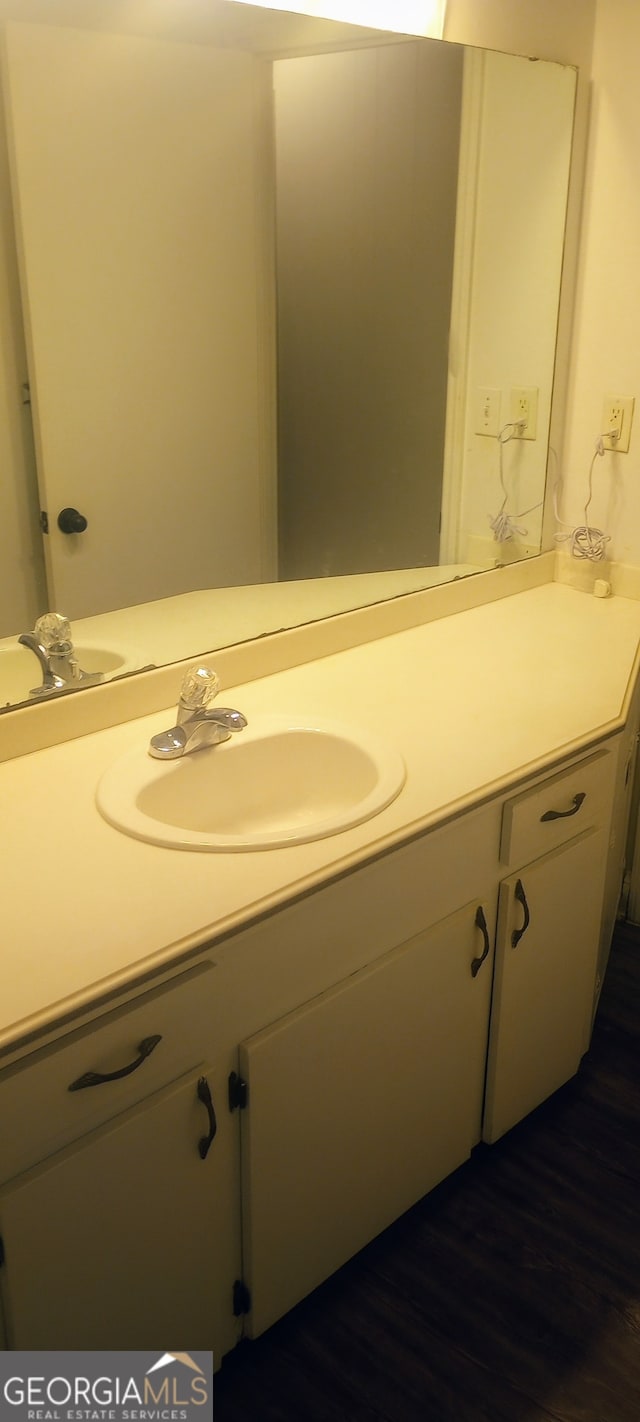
[0,1064,240,1361]
[484,827,605,1144]
[238,898,493,1337]
[602,721,639,984]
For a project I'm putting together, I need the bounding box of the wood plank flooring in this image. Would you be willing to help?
[214,922,640,1422]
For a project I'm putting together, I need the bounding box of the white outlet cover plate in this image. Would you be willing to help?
[475,386,501,437]
[510,386,538,440]
[602,396,634,452]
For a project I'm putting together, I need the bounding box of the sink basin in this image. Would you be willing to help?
[97,716,406,851]
[0,640,140,708]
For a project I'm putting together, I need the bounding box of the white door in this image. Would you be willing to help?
[0,1065,241,1359]
[238,898,493,1337]
[3,21,274,618]
[484,827,606,1144]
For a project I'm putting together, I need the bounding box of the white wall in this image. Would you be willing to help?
[443,0,597,560]
[444,0,640,572]
[455,48,575,561]
[444,0,595,67]
[559,0,640,565]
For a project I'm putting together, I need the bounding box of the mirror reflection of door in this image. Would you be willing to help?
[275,42,463,580]
[3,21,274,619]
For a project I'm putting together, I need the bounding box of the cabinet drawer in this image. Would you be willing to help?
[0,961,215,1181]
[500,749,614,867]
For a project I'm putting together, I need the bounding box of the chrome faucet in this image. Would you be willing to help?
[18,613,104,698]
[149,666,247,760]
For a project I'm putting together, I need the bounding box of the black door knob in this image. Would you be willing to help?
[57,507,88,534]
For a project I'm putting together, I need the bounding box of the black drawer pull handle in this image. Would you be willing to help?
[540,791,586,822]
[68,1034,162,1091]
[197,1076,217,1159]
[511,879,530,949]
[471,905,491,977]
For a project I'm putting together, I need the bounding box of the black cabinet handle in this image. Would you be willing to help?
[511,879,530,949]
[68,1034,162,1091]
[471,905,491,977]
[58,507,88,534]
[540,791,585,822]
[197,1076,217,1159]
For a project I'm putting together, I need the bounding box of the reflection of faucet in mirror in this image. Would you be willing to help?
[18,613,105,698]
[149,666,248,760]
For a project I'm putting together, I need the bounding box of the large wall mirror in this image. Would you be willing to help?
[0,0,576,711]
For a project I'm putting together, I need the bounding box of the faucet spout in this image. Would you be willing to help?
[148,667,247,759]
[19,613,105,698]
[18,632,58,692]
[195,708,248,735]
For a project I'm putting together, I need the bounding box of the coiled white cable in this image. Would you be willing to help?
[554,433,613,562]
[488,419,542,542]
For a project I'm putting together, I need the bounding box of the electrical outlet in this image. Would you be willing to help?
[510,387,538,440]
[602,396,635,453]
[475,387,501,437]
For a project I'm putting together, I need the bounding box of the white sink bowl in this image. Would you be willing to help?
[97,715,406,851]
[0,641,140,708]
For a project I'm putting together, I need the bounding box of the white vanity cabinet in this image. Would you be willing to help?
[483,749,616,1143]
[0,731,627,1356]
[0,963,242,1358]
[237,896,494,1338]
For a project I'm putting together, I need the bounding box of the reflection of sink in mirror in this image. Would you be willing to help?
[97,717,406,852]
[0,642,141,709]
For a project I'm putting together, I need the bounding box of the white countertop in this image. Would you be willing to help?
[3,581,640,1056]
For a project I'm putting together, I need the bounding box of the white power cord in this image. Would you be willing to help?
[554,432,615,562]
[488,419,543,542]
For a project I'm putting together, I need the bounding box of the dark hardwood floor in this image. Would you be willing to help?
[214,922,640,1422]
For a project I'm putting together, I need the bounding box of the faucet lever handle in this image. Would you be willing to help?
[180,665,220,710]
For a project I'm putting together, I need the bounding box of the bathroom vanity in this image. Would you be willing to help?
[1,578,640,1362]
